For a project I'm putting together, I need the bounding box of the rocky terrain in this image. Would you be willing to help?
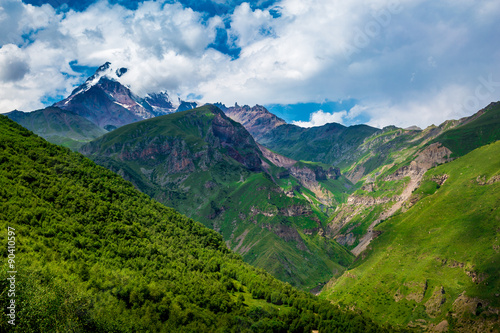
[321,139,500,332]
[221,103,287,141]
[55,62,181,129]
[4,58,500,332]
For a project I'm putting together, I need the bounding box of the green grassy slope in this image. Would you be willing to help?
[0,115,399,332]
[81,105,355,291]
[323,105,500,252]
[322,140,500,331]
[6,107,107,150]
[433,101,500,157]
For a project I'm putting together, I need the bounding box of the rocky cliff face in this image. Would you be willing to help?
[328,143,453,255]
[258,143,342,205]
[81,105,263,176]
[257,143,297,168]
[385,143,452,181]
[209,109,263,171]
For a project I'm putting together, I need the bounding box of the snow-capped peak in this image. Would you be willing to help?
[68,62,128,98]
[55,62,198,122]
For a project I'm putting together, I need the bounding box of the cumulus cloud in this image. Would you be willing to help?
[292,110,348,127]
[229,3,275,47]
[291,103,372,127]
[0,0,499,130]
[0,0,224,111]
[0,44,30,82]
[363,83,497,129]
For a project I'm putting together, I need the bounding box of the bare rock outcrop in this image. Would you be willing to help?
[258,143,340,205]
[258,143,296,168]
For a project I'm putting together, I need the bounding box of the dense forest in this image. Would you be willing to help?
[0,115,401,332]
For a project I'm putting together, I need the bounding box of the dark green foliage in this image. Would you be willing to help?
[0,115,397,332]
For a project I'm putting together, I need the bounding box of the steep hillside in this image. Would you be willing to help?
[80,105,355,290]
[258,122,379,169]
[321,140,500,332]
[0,115,397,332]
[256,103,499,186]
[432,102,500,157]
[5,107,106,150]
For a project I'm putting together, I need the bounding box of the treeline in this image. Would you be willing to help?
[0,115,401,332]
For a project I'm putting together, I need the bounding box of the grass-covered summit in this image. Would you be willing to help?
[6,107,106,150]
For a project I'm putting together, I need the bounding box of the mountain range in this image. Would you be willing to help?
[3,63,500,332]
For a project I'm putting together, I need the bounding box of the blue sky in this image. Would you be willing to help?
[1,0,499,128]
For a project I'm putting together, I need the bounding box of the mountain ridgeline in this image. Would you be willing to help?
[217,103,287,141]
[322,139,500,332]
[80,105,355,291]
[5,107,106,151]
[0,115,396,332]
[257,122,380,171]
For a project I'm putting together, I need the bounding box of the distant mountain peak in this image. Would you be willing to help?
[404,125,422,131]
[223,104,287,140]
[52,62,198,130]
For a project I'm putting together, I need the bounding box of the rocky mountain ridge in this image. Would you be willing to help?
[321,139,500,332]
[323,102,500,257]
[219,103,287,141]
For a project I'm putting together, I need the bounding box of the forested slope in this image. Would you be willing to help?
[0,115,397,332]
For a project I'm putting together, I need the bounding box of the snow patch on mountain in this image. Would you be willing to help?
[114,101,133,110]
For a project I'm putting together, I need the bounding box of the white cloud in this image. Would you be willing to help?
[363,85,480,129]
[0,0,499,130]
[0,44,30,82]
[0,0,225,111]
[292,109,348,127]
[229,3,274,48]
